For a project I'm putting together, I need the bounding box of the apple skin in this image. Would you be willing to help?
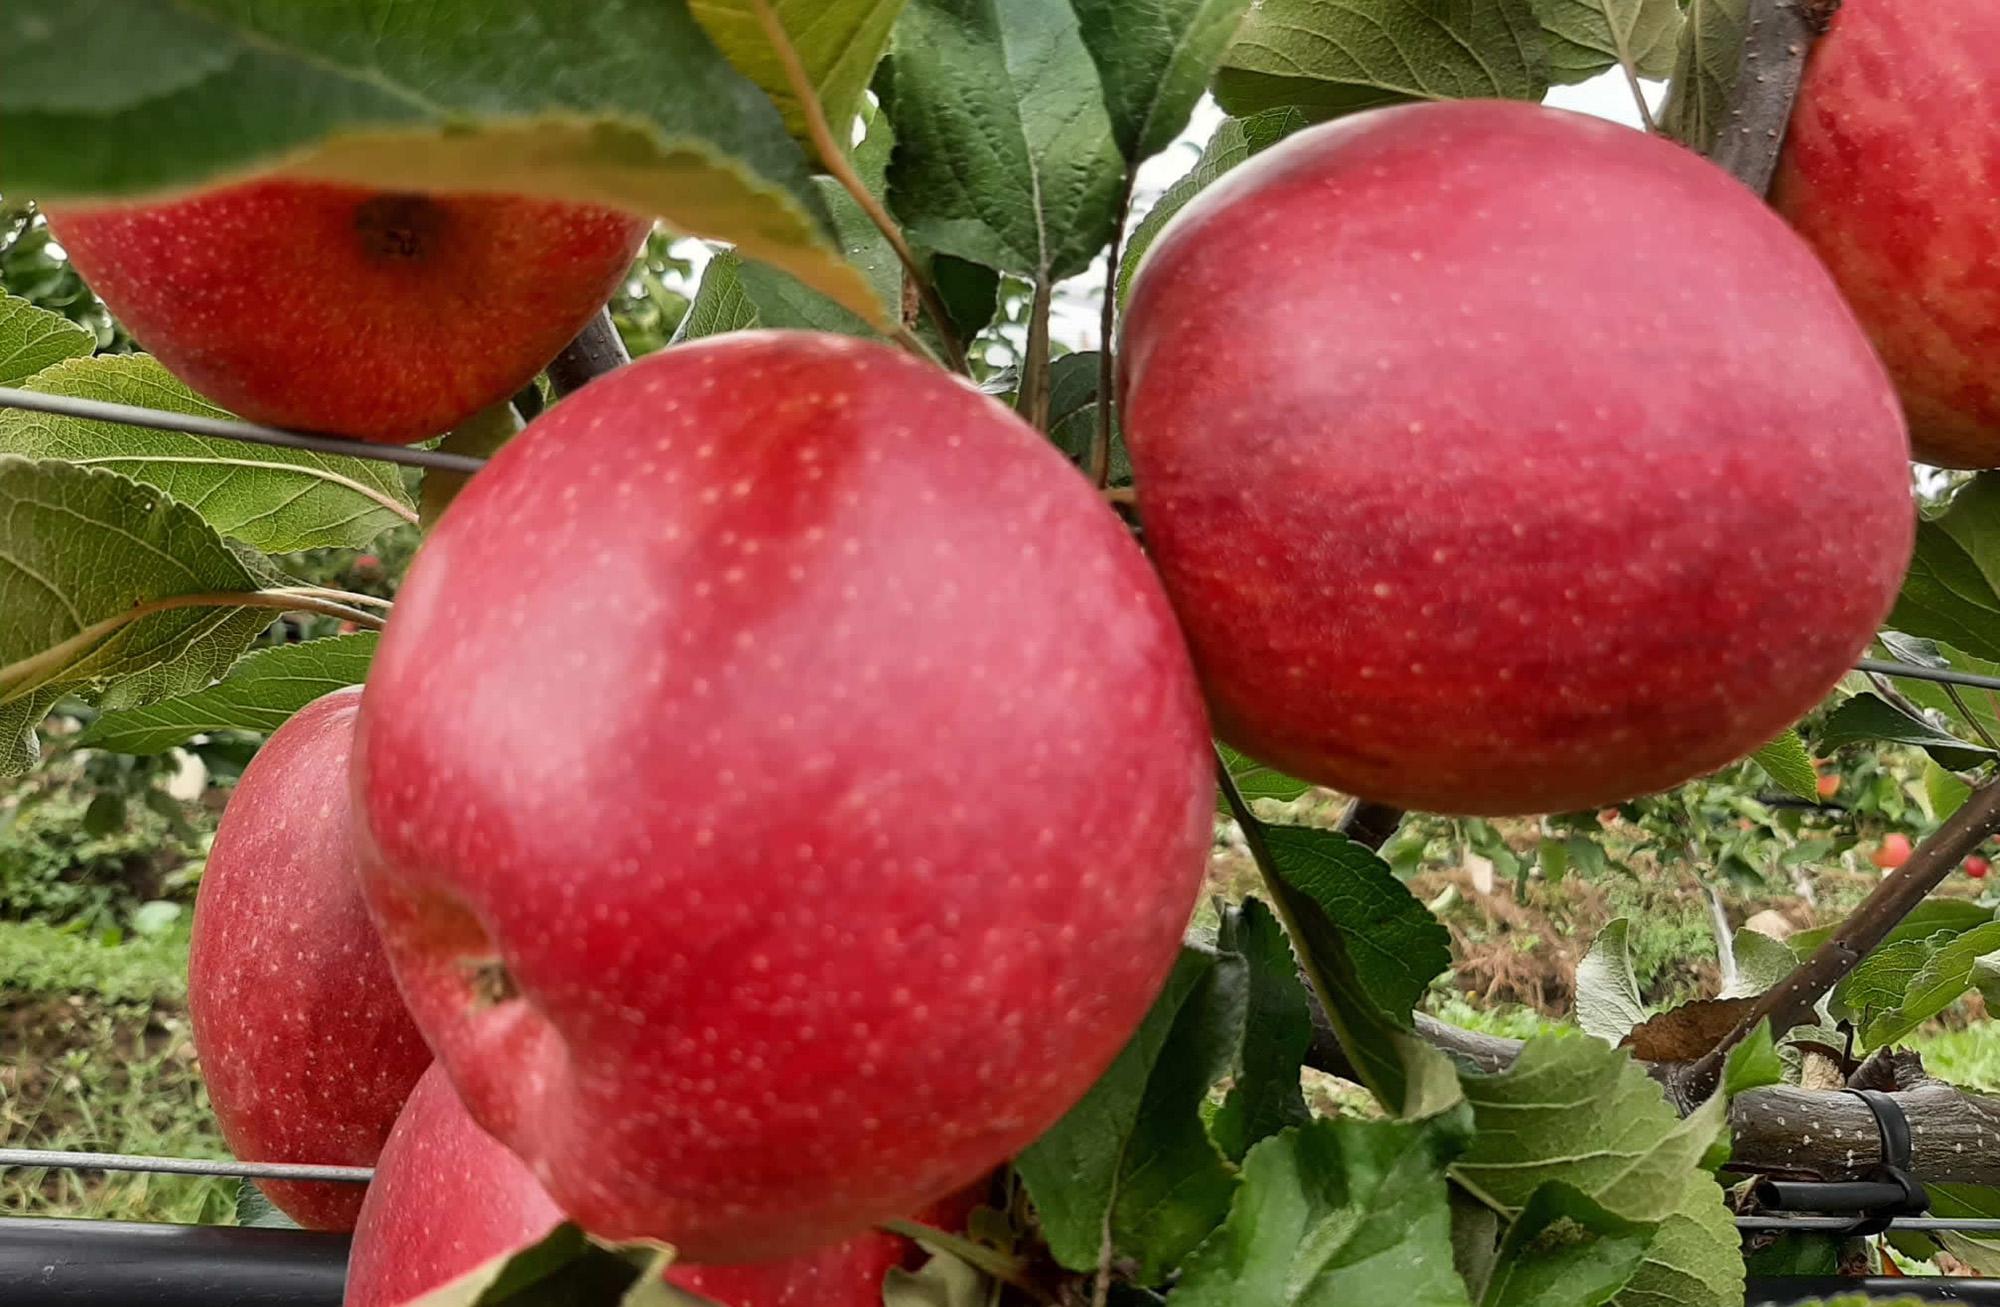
[189,688,431,1230]
[1967,855,1990,881]
[1121,100,1913,817]
[44,180,647,443]
[344,1064,986,1306]
[352,331,1213,1259]
[1871,833,1914,871]
[1770,0,2000,469]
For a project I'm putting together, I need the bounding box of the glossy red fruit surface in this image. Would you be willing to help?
[190,688,430,1230]
[1122,99,1913,817]
[1770,0,2000,469]
[354,331,1212,1259]
[46,180,647,443]
[345,1063,984,1307]
[1966,855,1990,880]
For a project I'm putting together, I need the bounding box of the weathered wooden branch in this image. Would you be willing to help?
[546,309,631,396]
[1708,0,1842,194]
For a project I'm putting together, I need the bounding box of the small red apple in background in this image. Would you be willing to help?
[344,1064,985,1307]
[1120,100,1912,817]
[1770,0,2000,469]
[1870,833,1914,871]
[44,180,647,443]
[353,332,1213,1260]
[1817,773,1841,800]
[189,688,430,1230]
[1966,855,1990,881]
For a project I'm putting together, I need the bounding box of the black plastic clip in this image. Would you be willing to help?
[1750,1089,1929,1236]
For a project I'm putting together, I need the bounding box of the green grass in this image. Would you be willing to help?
[1,919,234,1223]
[1904,1023,2000,1093]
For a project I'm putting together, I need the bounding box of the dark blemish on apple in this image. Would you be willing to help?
[463,957,520,1009]
[355,195,447,261]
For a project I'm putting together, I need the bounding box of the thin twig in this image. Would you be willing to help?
[1089,188,1132,487]
[1685,776,2000,1092]
[0,591,387,697]
[545,309,630,396]
[284,585,395,611]
[1941,682,2000,753]
[743,0,968,373]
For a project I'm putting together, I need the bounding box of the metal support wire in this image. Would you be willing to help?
[0,1147,370,1184]
[0,386,486,474]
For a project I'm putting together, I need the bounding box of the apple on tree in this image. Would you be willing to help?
[1870,833,1914,871]
[1771,0,2000,470]
[1967,855,1991,881]
[351,331,1214,1261]
[188,688,430,1230]
[44,180,648,443]
[1121,99,1914,817]
[344,1063,981,1307]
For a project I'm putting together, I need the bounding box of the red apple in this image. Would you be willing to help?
[1770,0,2000,469]
[1120,100,1912,817]
[345,1063,984,1307]
[352,332,1212,1259]
[1817,773,1841,800]
[45,180,647,443]
[1871,833,1913,871]
[189,688,430,1230]
[1965,855,1989,881]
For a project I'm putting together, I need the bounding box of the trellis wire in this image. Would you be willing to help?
[0,1147,370,1184]
[0,385,1992,695]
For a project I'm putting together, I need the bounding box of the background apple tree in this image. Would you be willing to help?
[2,1,1999,1305]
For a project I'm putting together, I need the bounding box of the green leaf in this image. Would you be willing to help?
[420,404,525,531]
[1720,1021,1782,1097]
[1928,1184,2000,1276]
[1890,475,2000,662]
[1212,898,1313,1163]
[675,113,900,343]
[0,292,92,386]
[1071,0,1254,162]
[0,355,414,553]
[1788,899,1995,960]
[1479,1182,1651,1307]
[1527,0,1680,86]
[1453,1038,1726,1223]
[1829,937,1932,1030]
[402,1224,705,1306]
[1214,742,1312,816]
[1214,0,1552,123]
[1749,730,1819,803]
[1257,822,1459,1115]
[4,0,883,327]
[1612,1173,1745,1307]
[1817,692,1995,772]
[1925,756,1977,821]
[882,0,1127,281]
[1896,646,2000,749]
[1724,930,1795,999]
[1574,919,1648,1044]
[234,1179,302,1230]
[1658,0,1748,152]
[0,456,277,774]
[79,634,376,754]
[1170,1117,1473,1307]
[688,0,908,143]
[883,1249,992,1307]
[1119,109,1306,305]
[1016,945,1244,1280]
[1853,921,2000,1049]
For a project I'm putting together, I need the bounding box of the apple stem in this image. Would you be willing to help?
[1702,0,1842,195]
[1686,773,2000,1093]
[743,0,970,375]
[1089,188,1133,488]
[1618,61,1657,135]
[1017,277,1055,433]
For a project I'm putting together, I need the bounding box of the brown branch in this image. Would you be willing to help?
[546,310,630,396]
[1686,777,2000,1093]
[744,0,967,374]
[1706,0,1842,195]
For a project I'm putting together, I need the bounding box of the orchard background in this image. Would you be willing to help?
[1,1,1999,1305]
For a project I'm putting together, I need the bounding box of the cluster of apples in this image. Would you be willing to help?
[52,2,1995,1300]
